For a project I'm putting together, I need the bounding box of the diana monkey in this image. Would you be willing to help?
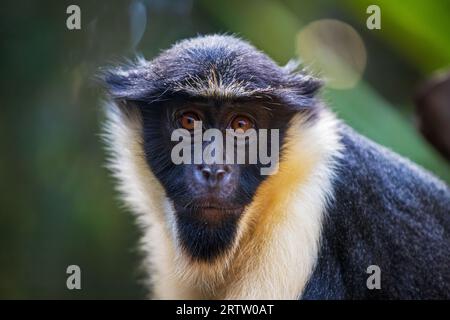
[101,35,450,299]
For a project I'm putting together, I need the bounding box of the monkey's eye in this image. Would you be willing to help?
[179,112,200,130]
[230,116,254,132]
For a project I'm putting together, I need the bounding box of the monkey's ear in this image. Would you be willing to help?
[282,59,323,98]
[98,58,161,102]
[273,60,323,109]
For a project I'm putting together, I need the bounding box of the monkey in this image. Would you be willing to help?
[100,35,450,299]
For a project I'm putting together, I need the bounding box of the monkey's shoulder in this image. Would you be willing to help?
[334,124,450,218]
[302,125,450,299]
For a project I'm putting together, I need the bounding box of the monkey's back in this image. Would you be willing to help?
[302,124,450,299]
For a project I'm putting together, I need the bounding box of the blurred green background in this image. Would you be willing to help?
[0,0,449,299]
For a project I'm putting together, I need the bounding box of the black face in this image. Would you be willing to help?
[137,97,295,261]
[103,36,322,262]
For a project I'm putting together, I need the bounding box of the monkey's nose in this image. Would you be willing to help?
[197,164,231,187]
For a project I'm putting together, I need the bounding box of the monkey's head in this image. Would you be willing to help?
[102,35,322,263]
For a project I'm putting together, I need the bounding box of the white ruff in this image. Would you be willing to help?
[103,101,342,299]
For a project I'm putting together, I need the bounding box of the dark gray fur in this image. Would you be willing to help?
[102,35,321,109]
[303,125,450,299]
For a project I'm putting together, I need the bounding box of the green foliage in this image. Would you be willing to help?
[343,0,450,73]
[326,84,450,182]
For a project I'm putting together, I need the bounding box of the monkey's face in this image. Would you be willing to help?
[104,35,321,262]
[138,97,293,261]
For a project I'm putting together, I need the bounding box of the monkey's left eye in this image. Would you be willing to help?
[230,116,254,132]
[179,112,200,130]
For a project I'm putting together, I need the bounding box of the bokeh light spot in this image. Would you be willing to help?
[296,19,367,90]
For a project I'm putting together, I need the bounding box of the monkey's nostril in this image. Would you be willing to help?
[198,166,230,186]
[201,167,212,179]
[216,169,226,181]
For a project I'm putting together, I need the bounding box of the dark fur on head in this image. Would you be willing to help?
[102,35,322,108]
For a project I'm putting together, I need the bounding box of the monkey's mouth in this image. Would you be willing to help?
[173,202,243,261]
[197,206,242,214]
[174,203,244,223]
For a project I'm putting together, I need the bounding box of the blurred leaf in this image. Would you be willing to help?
[343,0,450,73]
[325,83,450,182]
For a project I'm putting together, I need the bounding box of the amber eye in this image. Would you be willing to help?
[230,116,254,132]
[179,112,199,130]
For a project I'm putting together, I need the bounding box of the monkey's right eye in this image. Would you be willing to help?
[179,112,200,130]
